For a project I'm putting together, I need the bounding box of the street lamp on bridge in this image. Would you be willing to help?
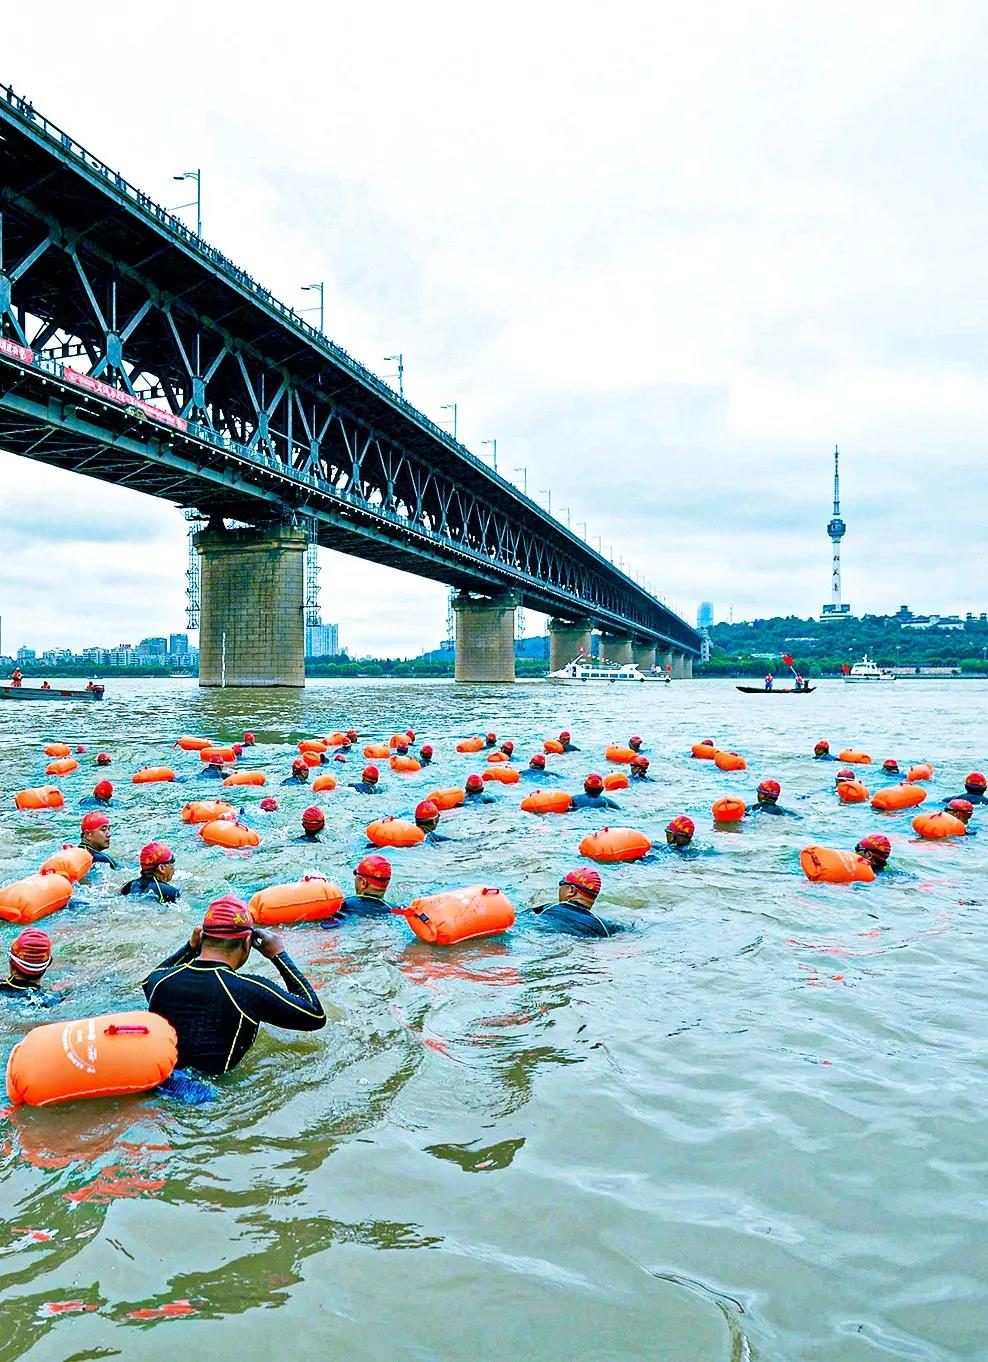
[172,169,201,237]
[301,282,325,333]
[514,466,528,495]
[440,403,458,440]
[538,487,552,514]
[384,353,404,399]
[481,438,497,472]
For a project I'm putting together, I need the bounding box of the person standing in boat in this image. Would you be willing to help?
[10,668,22,688]
[763,673,773,691]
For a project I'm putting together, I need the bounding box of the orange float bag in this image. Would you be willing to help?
[483,766,520,784]
[715,751,746,771]
[486,751,508,764]
[15,787,64,811]
[45,758,79,776]
[199,820,260,849]
[691,743,718,759]
[366,818,425,848]
[390,755,422,772]
[838,750,871,764]
[456,737,485,754]
[906,764,934,783]
[249,880,344,924]
[712,797,746,822]
[324,731,347,746]
[311,773,338,793]
[871,785,927,811]
[297,739,328,754]
[543,739,565,755]
[223,770,266,787]
[6,1011,178,1107]
[605,745,636,764]
[579,827,652,863]
[133,767,176,784]
[40,846,93,882]
[181,799,236,824]
[520,790,573,814]
[912,812,967,840]
[175,736,213,751]
[364,743,391,759]
[837,781,870,804]
[604,772,629,790]
[43,743,71,758]
[0,873,74,923]
[400,885,515,945]
[427,788,465,810]
[199,747,237,764]
[800,846,875,884]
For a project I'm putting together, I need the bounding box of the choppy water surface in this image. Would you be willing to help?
[0,677,986,1361]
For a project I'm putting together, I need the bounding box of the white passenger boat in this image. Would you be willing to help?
[548,657,670,683]
[843,655,896,683]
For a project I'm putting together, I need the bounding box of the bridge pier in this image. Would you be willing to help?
[670,651,687,680]
[453,592,518,683]
[633,641,657,672]
[683,654,694,679]
[601,633,633,666]
[196,524,307,687]
[548,618,593,671]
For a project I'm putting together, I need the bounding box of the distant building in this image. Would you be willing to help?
[169,633,189,656]
[16,646,36,664]
[305,622,340,658]
[697,602,714,629]
[139,636,168,656]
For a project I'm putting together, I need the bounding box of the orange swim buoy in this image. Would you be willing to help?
[837,750,872,764]
[456,737,485,754]
[181,799,236,825]
[6,1011,178,1107]
[363,743,391,759]
[912,811,967,840]
[366,817,425,848]
[837,781,870,804]
[324,731,348,746]
[248,880,344,925]
[520,790,573,814]
[0,872,74,923]
[39,846,93,882]
[299,751,322,768]
[578,827,652,863]
[714,751,746,771]
[390,755,422,772]
[712,796,747,822]
[483,767,520,784]
[543,739,565,755]
[605,744,637,764]
[297,739,328,754]
[199,747,237,764]
[388,733,406,749]
[800,846,875,884]
[223,770,267,787]
[43,743,72,758]
[906,764,934,783]
[199,820,260,849]
[400,885,515,945]
[14,787,65,811]
[311,773,338,793]
[691,742,718,759]
[175,736,213,751]
[132,767,176,784]
[44,758,79,776]
[486,750,508,764]
[604,771,629,790]
[871,785,927,811]
[426,788,466,810]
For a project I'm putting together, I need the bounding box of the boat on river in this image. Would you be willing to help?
[736,683,816,694]
[548,657,670,683]
[844,655,896,684]
[0,682,105,701]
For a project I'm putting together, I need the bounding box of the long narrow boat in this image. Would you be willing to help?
[735,684,815,694]
[0,683,105,701]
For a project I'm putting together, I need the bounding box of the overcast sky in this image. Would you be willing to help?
[3,2,986,656]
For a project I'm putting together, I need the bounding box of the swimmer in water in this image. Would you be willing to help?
[80,778,113,809]
[518,753,561,783]
[415,799,451,842]
[120,842,180,903]
[419,744,434,765]
[330,854,400,922]
[143,896,325,1075]
[813,741,837,761]
[200,754,234,781]
[350,764,382,794]
[570,773,621,811]
[855,834,892,873]
[558,730,579,752]
[96,752,111,766]
[0,928,54,999]
[745,779,800,817]
[944,772,987,807]
[282,758,311,786]
[499,740,515,760]
[946,799,976,833]
[484,732,497,749]
[243,732,256,746]
[79,811,118,868]
[692,739,716,758]
[834,768,857,789]
[463,773,498,803]
[630,755,653,781]
[529,868,622,937]
[294,806,325,843]
[628,734,645,753]
[665,815,695,849]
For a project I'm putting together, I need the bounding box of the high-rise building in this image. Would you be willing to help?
[169,633,189,656]
[697,602,714,629]
[820,445,852,620]
[305,622,340,658]
[16,646,36,664]
[139,636,168,656]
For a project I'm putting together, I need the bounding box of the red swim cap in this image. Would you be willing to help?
[208,754,226,766]
[405,730,416,741]
[81,811,110,832]
[93,780,113,801]
[584,773,604,792]
[420,745,433,757]
[10,927,52,976]
[559,731,571,741]
[465,774,484,792]
[291,758,308,775]
[631,755,650,770]
[301,805,325,832]
[243,732,256,744]
[202,895,254,940]
[948,798,974,818]
[232,743,244,757]
[140,841,174,870]
[486,732,497,742]
[501,740,514,753]
[334,753,347,763]
[346,729,358,741]
[630,735,642,746]
[882,759,899,772]
[836,768,855,783]
[76,745,86,754]
[363,765,379,782]
[357,853,392,884]
[530,753,546,768]
[666,815,695,837]
[701,738,715,746]
[758,779,781,798]
[415,799,439,822]
[814,740,830,753]
[259,797,278,811]
[560,867,602,897]
[965,771,987,791]
[857,834,891,859]
[96,752,111,765]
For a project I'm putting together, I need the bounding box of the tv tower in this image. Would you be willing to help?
[820,445,851,620]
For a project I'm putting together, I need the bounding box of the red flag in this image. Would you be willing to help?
[782,654,794,667]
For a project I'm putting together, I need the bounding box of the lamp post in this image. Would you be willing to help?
[301,282,325,332]
[172,170,201,236]
[440,403,458,439]
[559,506,571,528]
[577,521,586,540]
[539,488,552,514]
[482,438,497,472]
[384,353,404,399]
[514,466,528,495]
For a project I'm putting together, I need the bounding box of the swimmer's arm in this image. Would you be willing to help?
[235,954,326,1031]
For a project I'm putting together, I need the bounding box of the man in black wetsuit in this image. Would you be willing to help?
[571,773,620,811]
[121,842,180,903]
[415,799,452,842]
[944,772,987,806]
[463,773,498,803]
[629,734,645,753]
[419,745,434,766]
[281,758,310,786]
[745,779,800,818]
[530,868,622,937]
[630,756,653,781]
[350,764,382,794]
[80,778,114,810]
[143,896,326,1075]
[518,753,560,784]
[499,740,515,761]
[666,815,695,848]
[813,741,837,760]
[0,928,54,999]
[880,758,900,777]
[294,806,325,843]
[856,833,892,873]
[80,811,118,868]
[200,754,233,781]
[946,799,977,833]
[558,730,579,752]
[327,854,398,924]
[484,731,497,749]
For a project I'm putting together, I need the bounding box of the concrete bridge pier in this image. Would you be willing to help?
[454,592,518,682]
[659,648,673,676]
[633,641,657,672]
[549,617,593,671]
[600,633,633,665]
[683,654,694,679]
[196,523,307,687]
[671,652,687,680]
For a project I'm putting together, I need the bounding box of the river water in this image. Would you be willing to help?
[0,677,985,1361]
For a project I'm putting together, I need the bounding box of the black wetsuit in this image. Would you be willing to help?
[464,789,499,803]
[120,875,181,903]
[327,893,397,924]
[529,904,622,937]
[0,976,45,998]
[422,830,452,843]
[199,767,232,781]
[292,832,323,843]
[945,792,987,806]
[280,775,310,787]
[142,947,325,1075]
[570,792,621,811]
[630,772,654,782]
[560,742,580,752]
[814,753,838,761]
[349,781,381,794]
[518,768,561,783]
[80,841,118,868]
[79,796,114,810]
[745,803,800,819]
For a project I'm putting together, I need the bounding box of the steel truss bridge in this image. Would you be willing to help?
[0,85,700,655]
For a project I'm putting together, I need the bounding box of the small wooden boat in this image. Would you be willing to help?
[736,684,815,694]
[0,683,105,702]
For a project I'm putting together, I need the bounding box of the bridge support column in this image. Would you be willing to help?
[600,633,633,665]
[196,524,307,688]
[671,651,686,680]
[683,654,694,679]
[660,649,673,677]
[633,641,657,671]
[454,592,518,683]
[549,618,593,672]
